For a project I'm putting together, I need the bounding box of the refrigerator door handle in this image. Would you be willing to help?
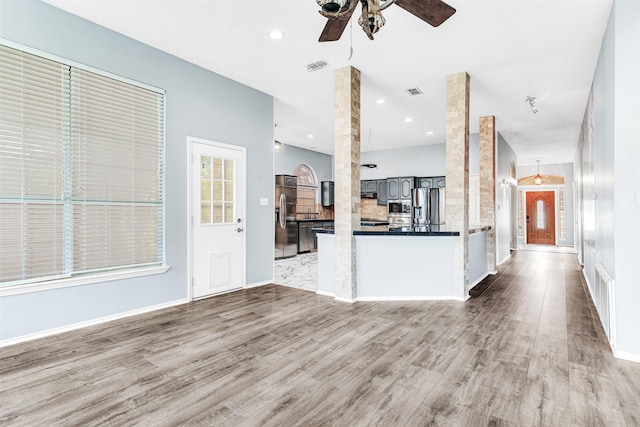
[279,193,286,229]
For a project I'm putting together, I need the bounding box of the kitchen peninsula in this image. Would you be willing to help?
[313,224,491,301]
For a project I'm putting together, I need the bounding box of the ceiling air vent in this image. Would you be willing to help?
[306,60,329,72]
[405,87,423,96]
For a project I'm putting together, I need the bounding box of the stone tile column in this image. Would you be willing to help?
[445,72,470,299]
[333,66,360,302]
[479,115,497,274]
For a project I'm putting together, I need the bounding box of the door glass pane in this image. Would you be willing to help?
[201,155,235,224]
[224,203,234,222]
[225,182,234,202]
[536,200,545,229]
[224,159,234,180]
[213,203,223,223]
[201,203,211,224]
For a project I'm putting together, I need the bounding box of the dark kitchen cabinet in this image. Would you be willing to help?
[364,180,377,193]
[387,177,414,200]
[434,176,446,188]
[416,177,434,188]
[387,178,399,200]
[376,179,388,205]
[399,177,414,199]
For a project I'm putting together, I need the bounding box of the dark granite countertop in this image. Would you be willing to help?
[313,224,491,236]
[313,225,460,236]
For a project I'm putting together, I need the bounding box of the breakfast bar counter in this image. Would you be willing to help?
[313,224,490,301]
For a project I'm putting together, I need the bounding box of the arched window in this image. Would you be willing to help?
[294,164,318,217]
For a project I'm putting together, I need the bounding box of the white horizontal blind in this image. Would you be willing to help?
[0,42,164,287]
[0,44,70,284]
[71,68,164,273]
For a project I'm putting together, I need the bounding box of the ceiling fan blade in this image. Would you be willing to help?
[319,17,351,42]
[319,8,355,42]
[394,0,456,27]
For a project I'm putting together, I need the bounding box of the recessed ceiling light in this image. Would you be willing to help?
[405,117,413,123]
[376,99,386,104]
[307,134,314,138]
[268,30,285,40]
[426,131,434,135]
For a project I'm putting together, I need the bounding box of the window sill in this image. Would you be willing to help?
[0,265,170,297]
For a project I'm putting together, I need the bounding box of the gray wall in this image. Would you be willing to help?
[497,133,518,263]
[0,0,274,341]
[575,0,640,358]
[517,162,575,247]
[359,136,480,181]
[274,143,333,188]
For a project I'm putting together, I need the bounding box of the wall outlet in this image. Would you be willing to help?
[260,197,269,206]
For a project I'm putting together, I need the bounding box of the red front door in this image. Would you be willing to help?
[526,191,555,245]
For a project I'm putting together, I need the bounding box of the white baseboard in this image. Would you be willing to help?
[614,350,640,364]
[469,272,490,291]
[356,295,466,302]
[316,290,335,298]
[497,254,511,265]
[0,298,189,348]
[334,296,356,304]
[246,280,272,289]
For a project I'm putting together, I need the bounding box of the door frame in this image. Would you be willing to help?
[523,188,558,245]
[187,136,247,301]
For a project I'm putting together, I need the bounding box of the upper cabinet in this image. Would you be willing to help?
[363,180,377,193]
[400,177,414,199]
[387,178,399,200]
[416,177,433,188]
[388,177,414,200]
[376,179,388,205]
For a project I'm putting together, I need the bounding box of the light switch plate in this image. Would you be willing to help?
[260,197,269,206]
[635,192,640,207]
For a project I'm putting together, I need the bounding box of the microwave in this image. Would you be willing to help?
[388,200,411,216]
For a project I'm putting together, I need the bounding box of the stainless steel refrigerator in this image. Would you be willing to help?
[275,175,298,259]
[412,187,446,225]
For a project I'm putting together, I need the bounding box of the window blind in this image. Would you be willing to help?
[0,43,164,287]
[70,68,164,273]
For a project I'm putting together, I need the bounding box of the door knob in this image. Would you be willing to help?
[236,227,244,233]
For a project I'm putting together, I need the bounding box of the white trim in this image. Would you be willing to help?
[0,297,188,348]
[0,265,169,297]
[316,290,335,298]
[187,137,247,302]
[356,295,466,302]
[246,280,273,289]
[614,350,640,364]
[468,272,490,290]
[497,253,512,265]
[334,296,356,304]
[0,38,164,94]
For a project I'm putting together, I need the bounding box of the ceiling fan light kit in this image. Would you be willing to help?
[317,0,456,42]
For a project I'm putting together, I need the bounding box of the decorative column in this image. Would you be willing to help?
[445,72,470,299]
[479,115,497,274]
[333,66,360,302]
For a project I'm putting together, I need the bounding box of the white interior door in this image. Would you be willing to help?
[190,139,245,299]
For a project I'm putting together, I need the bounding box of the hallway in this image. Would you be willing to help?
[1,249,639,425]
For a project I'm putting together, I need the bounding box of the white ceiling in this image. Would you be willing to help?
[43,0,612,166]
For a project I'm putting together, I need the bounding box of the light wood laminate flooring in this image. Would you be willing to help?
[2,250,639,426]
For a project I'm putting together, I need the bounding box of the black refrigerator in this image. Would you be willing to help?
[275,175,297,259]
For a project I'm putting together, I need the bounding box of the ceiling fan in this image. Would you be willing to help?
[317,0,456,42]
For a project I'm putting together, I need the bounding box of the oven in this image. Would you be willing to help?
[387,200,411,226]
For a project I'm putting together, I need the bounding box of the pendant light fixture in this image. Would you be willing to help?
[534,160,542,185]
